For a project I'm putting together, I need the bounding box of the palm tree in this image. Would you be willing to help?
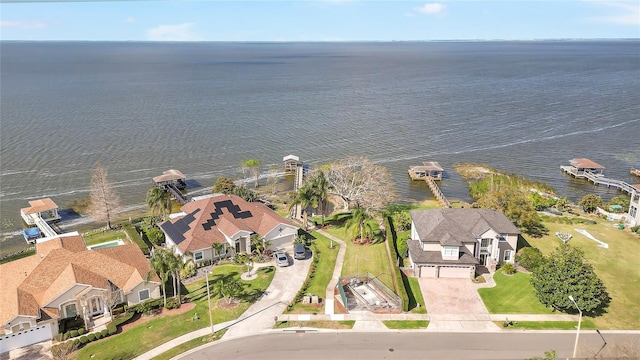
[345,207,373,243]
[212,242,225,261]
[289,184,317,231]
[310,171,330,227]
[146,187,172,218]
[164,249,193,306]
[147,248,171,307]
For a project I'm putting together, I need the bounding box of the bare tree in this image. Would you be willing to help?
[87,163,122,229]
[326,157,396,212]
[103,280,123,319]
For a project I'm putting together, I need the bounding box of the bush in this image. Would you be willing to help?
[100,329,109,338]
[391,211,411,231]
[123,223,150,256]
[107,312,135,335]
[87,333,96,342]
[79,336,89,344]
[77,327,86,335]
[385,216,409,312]
[501,262,516,275]
[396,236,409,259]
[165,297,180,310]
[180,262,197,279]
[54,333,64,342]
[516,247,544,271]
[69,329,78,338]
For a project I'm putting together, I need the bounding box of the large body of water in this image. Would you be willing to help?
[1,41,639,255]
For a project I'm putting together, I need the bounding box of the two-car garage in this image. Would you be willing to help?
[417,265,474,279]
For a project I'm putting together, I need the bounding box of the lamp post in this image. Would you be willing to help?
[568,295,582,359]
[206,272,214,334]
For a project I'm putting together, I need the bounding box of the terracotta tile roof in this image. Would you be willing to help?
[569,158,605,169]
[20,198,58,215]
[632,184,640,191]
[160,194,296,253]
[1,235,156,327]
[36,234,87,257]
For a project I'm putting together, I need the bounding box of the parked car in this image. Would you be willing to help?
[294,243,306,260]
[274,251,289,267]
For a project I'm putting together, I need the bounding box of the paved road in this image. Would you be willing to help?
[178,331,640,360]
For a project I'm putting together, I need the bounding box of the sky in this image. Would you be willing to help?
[1,1,639,41]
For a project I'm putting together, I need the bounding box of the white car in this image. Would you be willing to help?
[274,251,289,267]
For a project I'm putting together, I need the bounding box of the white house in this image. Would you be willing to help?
[628,184,640,227]
[159,194,298,263]
[407,208,520,279]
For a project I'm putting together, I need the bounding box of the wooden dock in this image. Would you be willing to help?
[631,168,640,178]
[408,162,451,208]
[561,161,636,195]
[425,177,452,208]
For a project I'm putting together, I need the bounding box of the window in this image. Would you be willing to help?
[139,289,150,302]
[194,251,203,261]
[503,250,513,262]
[630,206,637,218]
[64,303,77,318]
[442,246,458,257]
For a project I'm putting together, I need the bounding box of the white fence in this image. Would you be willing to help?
[596,207,627,222]
[0,324,52,354]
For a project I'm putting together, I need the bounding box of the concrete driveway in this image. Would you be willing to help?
[222,246,311,339]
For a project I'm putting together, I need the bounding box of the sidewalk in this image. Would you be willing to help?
[315,229,347,315]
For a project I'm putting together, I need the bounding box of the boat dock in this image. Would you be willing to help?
[408,161,451,208]
[631,168,640,178]
[20,198,60,243]
[561,158,636,195]
[153,169,190,205]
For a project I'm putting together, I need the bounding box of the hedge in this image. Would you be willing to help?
[385,216,409,312]
[107,312,135,335]
[123,223,150,256]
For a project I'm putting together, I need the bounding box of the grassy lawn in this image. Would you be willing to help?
[527,217,640,329]
[325,225,394,290]
[496,320,596,330]
[74,265,274,360]
[478,271,554,314]
[383,320,429,329]
[273,320,355,329]
[150,330,226,360]
[83,230,128,246]
[287,232,339,313]
[405,277,427,314]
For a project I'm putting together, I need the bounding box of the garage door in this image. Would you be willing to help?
[419,266,437,278]
[438,266,472,279]
[267,234,294,251]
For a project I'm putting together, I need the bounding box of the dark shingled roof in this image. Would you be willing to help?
[407,240,478,265]
[409,208,520,246]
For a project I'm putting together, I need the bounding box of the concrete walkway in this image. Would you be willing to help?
[315,229,347,315]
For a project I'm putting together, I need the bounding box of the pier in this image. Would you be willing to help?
[153,169,190,205]
[408,162,451,208]
[20,198,60,243]
[561,158,636,195]
[631,168,640,178]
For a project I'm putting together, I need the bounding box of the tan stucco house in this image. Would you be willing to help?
[0,233,160,352]
[628,184,640,227]
[159,194,298,263]
[407,208,520,279]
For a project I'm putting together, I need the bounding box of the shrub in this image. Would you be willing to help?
[501,262,516,275]
[385,216,409,312]
[63,331,71,340]
[391,211,412,231]
[180,262,196,279]
[69,329,78,338]
[396,236,409,259]
[101,329,109,338]
[165,297,180,310]
[123,223,150,255]
[87,333,96,342]
[79,336,89,344]
[54,333,64,342]
[77,327,86,336]
[516,247,544,271]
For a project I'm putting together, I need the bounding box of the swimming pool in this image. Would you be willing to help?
[87,239,125,250]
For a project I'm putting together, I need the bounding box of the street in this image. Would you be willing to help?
[178,331,640,360]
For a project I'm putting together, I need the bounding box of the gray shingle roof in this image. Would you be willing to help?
[407,240,478,265]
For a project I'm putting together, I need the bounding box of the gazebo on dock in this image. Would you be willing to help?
[153,169,187,190]
[283,155,301,172]
[408,161,444,180]
[561,158,605,177]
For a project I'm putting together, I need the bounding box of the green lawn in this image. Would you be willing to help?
[478,271,554,314]
[83,230,128,246]
[497,320,596,330]
[325,226,394,290]
[406,277,427,314]
[74,265,274,359]
[287,232,340,313]
[150,330,226,360]
[383,320,429,329]
[527,217,640,329]
[273,320,355,329]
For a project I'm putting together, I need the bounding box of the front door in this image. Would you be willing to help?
[479,254,488,266]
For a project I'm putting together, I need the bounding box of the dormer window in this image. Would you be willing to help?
[442,246,458,257]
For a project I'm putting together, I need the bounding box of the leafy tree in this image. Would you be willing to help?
[555,196,570,211]
[87,163,122,229]
[146,187,172,217]
[146,227,165,246]
[530,244,609,315]
[392,211,412,231]
[212,177,236,194]
[396,236,409,258]
[607,195,630,212]
[214,278,244,304]
[516,247,544,271]
[243,159,262,188]
[232,185,258,202]
[147,248,171,307]
[579,194,603,213]
[474,186,548,237]
[529,192,556,211]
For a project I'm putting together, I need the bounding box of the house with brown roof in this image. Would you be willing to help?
[0,233,160,351]
[407,208,520,279]
[159,194,298,263]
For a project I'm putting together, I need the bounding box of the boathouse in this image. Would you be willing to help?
[408,161,444,180]
[561,158,605,177]
[152,169,187,190]
[283,155,301,172]
[20,198,60,225]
